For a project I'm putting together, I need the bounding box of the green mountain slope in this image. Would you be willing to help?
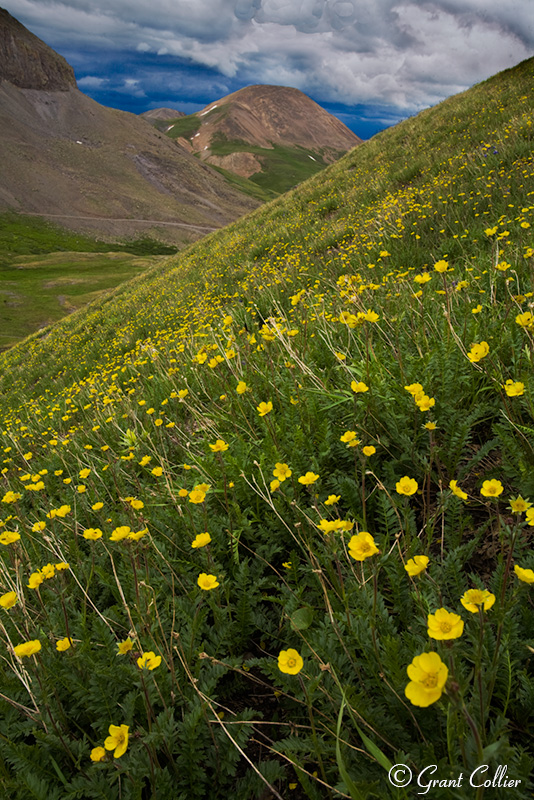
[0,57,534,799]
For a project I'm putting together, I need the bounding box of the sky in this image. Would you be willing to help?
[4,0,534,138]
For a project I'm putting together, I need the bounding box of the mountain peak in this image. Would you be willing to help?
[0,7,76,91]
[196,84,361,153]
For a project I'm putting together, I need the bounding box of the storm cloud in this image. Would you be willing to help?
[3,0,533,134]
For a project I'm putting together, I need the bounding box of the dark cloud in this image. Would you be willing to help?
[3,0,532,135]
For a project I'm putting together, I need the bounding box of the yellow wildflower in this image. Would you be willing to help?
[427,608,464,640]
[278,648,303,675]
[137,651,161,670]
[298,472,319,485]
[514,565,534,584]
[13,640,41,658]
[396,476,418,496]
[460,588,495,613]
[503,380,524,397]
[257,401,273,417]
[197,573,219,590]
[405,652,448,707]
[104,724,129,758]
[450,480,468,500]
[404,555,429,577]
[192,532,211,548]
[0,591,17,609]
[480,479,503,497]
[348,531,379,561]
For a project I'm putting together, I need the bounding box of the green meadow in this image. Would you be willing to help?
[0,56,533,799]
[0,213,177,350]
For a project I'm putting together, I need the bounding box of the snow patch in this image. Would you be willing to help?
[200,104,218,116]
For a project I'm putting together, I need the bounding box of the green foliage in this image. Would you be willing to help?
[1,56,534,800]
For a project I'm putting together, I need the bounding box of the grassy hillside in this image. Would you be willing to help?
[0,57,533,799]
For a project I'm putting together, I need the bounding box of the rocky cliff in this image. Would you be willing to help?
[0,7,76,91]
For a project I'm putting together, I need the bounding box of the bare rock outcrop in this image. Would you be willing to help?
[0,7,76,91]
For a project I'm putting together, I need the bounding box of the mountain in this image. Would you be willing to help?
[141,107,185,124]
[0,8,258,245]
[159,84,362,196]
[0,6,75,90]
[0,53,532,799]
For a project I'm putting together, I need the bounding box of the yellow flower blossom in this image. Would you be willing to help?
[480,479,503,497]
[427,608,464,640]
[41,563,55,579]
[188,488,206,504]
[404,383,424,396]
[415,394,435,411]
[2,491,21,504]
[405,652,448,707]
[503,380,524,397]
[405,555,429,576]
[56,637,73,651]
[192,532,211,548]
[90,746,106,762]
[351,380,369,393]
[0,531,20,545]
[396,476,418,496]
[128,528,149,541]
[508,496,531,514]
[32,521,46,532]
[110,526,131,541]
[514,565,534,584]
[467,341,489,363]
[104,724,129,758]
[209,440,229,452]
[137,651,161,670]
[348,531,378,561]
[257,401,273,417]
[298,472,319,485]
[27,571,44,589]
[460,589,495,613]
[197,573,219,590]
[0,591,17,609]
[117,638,133,654]
[340,431,360,446]
[14,640,41,658]
[324,494,341,505]
[273,463,292,481]
[515,311,533,328]
[278,648,303,675]
[450,480,468,500]
[433,259,449,273]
